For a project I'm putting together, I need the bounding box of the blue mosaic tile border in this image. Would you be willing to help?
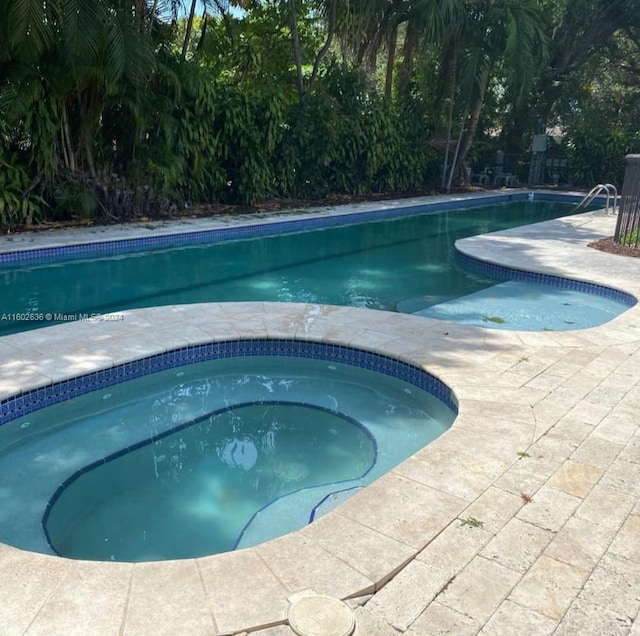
[0,338,457,427]
[456,251,638,307]
[0,191,603,269]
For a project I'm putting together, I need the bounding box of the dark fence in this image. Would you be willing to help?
[614,154,640,248]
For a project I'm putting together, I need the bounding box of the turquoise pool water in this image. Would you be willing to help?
[0,355,454,561]
[0,200,627,334]
[408,281,627,331]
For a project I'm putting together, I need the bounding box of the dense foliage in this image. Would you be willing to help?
[0,0,639,229]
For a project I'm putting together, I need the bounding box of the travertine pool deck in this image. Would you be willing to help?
[0,197,639,635]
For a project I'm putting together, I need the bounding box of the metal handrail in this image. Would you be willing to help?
[576,183,618,214]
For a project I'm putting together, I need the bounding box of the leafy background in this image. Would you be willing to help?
[0,0,639,229]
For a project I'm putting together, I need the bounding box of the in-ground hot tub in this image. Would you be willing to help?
[0,339,456,562]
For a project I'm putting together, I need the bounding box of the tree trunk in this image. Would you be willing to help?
[60,102,76,172]
[441,52,458,189]
[499,93,537,158]
[452,65,491,185]
[308,0,337,92]
[181,0,198,60]
[148,0,160,32]
[289,0,305,99]
[356,39,368,67]
[441,96,455,189]
[134,0,146,31]
[85,142,96,178]
[397,22,418,95]
[384,26,397,100]
[446,109,467,192]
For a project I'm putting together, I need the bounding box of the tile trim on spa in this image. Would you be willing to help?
[0,338,458,426]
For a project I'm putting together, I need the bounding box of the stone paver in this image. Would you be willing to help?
[405,601,481,636]
[299,513,416,586]
[578,552,640,620]
[0,548,72,636]
[24,560,132,636]
[351,607,400,636]
[255,532,375,599]
[336,472,467,549]
[509,555,590,620]
[198,550,289,634]
[247,626,294,636]
[0,196,639,635]
[515,486,583,532]
[478,600,558,636]
[553,599,634,636]
[544,515,618,570]
[123,560,216,636]
[495,453,563,496]
[480,518,554,573]
[365,560,453,631]
[571,436,624,469]
[575,484,636,528]
[546,459,604,498]
[608,515,640,563]
[437,556,521,622]
[599,458,640,498]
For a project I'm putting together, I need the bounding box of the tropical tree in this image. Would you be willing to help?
[500,0,640,156]
[540,0,640,121]
[0,0,155,179]
[442,0,548,188]
[0,0,638,231]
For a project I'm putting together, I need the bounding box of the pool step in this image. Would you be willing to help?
[235,484,363,550]
[395,294,457,313]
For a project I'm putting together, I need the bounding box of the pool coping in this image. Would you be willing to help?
[1,196,639,635]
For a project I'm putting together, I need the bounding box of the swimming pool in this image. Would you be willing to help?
[0,195,632,335]
[0,340,455,562]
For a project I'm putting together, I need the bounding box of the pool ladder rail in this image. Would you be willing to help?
[576,183,618,214]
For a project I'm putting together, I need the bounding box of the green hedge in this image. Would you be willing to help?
[0,66,439,229]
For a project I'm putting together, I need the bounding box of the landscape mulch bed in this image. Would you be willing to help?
[589,237,640,258]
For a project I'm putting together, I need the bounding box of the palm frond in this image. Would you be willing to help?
[7,0,54,57]
[62,0,109,67]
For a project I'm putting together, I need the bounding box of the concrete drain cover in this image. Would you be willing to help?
[288,594,355,636]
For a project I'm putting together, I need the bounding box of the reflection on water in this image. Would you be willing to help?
[0,356,455,561]
[1,201,583,335]
[44,403,376,561]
